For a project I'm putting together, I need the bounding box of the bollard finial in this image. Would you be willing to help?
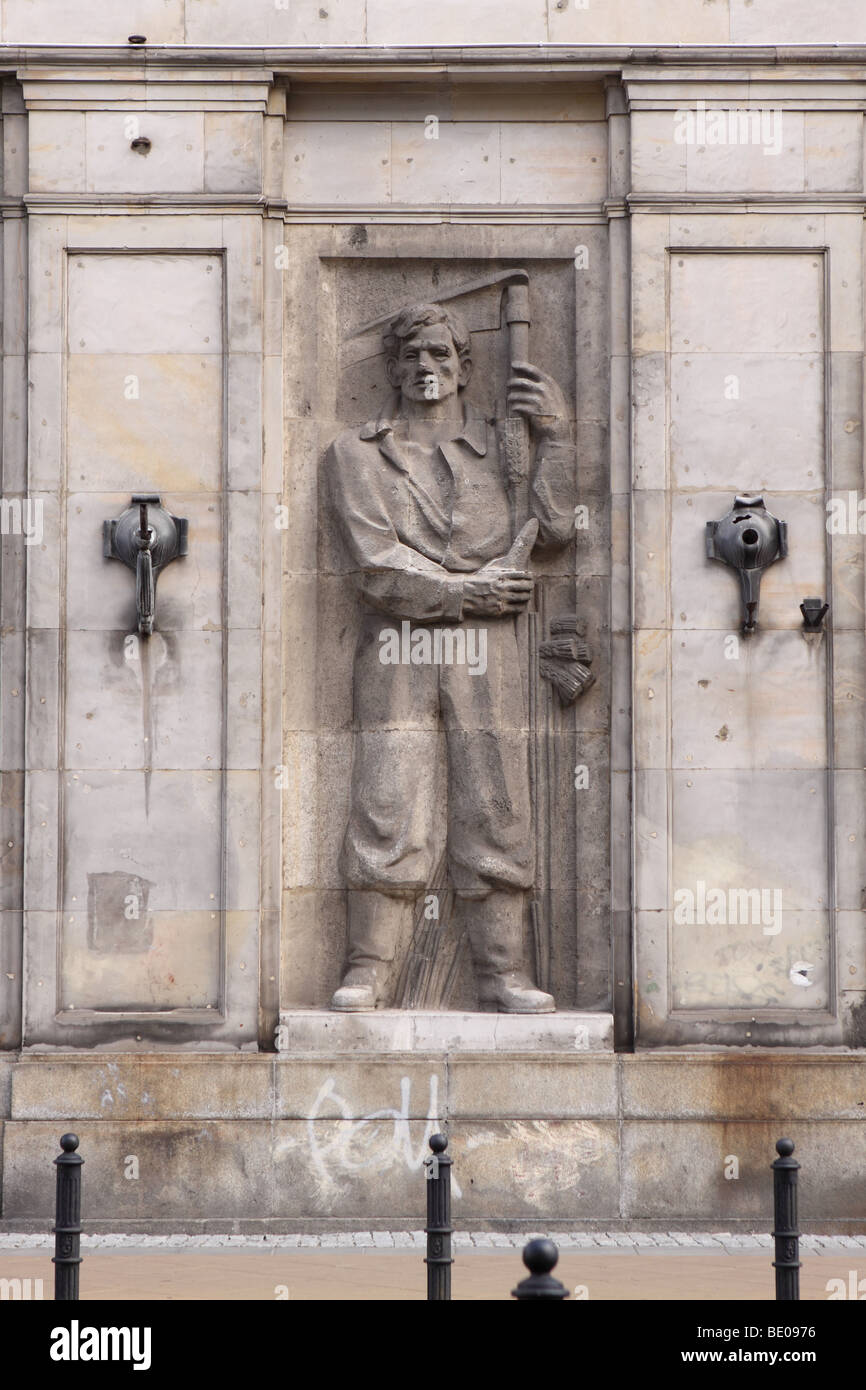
[776,1138,795,1158]
[429,1133,448,1154]
[60,1134,79,1154]
[523,1238,559,1275]
[512,1238,570,1299]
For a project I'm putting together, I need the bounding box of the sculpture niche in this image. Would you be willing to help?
[325,280,583,1014]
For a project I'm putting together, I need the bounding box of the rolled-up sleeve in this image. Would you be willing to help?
[531,440,576,548]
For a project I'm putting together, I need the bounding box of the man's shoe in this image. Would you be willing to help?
[330,966,379,1011]
[477,971,555,1014]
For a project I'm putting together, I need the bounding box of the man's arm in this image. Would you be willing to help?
[326,433,535,621]
[508,361,577,549]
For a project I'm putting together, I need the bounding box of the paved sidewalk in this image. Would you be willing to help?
[2,1230,866,1252]
[1,1233,864,1300]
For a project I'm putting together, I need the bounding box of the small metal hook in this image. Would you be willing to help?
[800,597,829,631]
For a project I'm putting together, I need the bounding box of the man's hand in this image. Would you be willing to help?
[508,361,570,443]
[463,568,533,616]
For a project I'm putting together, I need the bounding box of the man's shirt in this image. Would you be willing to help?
[325,393,575,623]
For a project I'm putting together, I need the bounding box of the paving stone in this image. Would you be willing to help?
[547,1232,580,1247]
[0,1228,861,1253]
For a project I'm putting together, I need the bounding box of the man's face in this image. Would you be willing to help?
[386,323,470,403]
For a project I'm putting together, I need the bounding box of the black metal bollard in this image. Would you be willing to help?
[772,1138,800,1301]
[424,1132,452,1301]
[512,1238,570,1300]
[53,1133,83,1302]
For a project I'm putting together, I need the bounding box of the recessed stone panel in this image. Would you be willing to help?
[62,770,223,913]
[671,909,830,1011]
[671,769,829,913]
[671,629,827,770]
[62,910,221,1013]
[64,630,223,771]
[66,354,222,493]
[670,353,823,492]
[669,252,823,356]
[67,253,223,356]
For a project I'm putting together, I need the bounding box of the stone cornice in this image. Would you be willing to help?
[5,46,866,78]
[627,192,866,212]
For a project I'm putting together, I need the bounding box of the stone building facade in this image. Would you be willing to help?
[1,1,866,1231]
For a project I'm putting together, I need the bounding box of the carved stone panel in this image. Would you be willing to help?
[281,240,611,1016]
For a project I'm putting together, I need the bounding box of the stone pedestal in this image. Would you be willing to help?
[277,1010,613,1053]
[3,1051,866,1234]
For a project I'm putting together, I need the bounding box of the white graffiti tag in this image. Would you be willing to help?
[305,1074,461,1202]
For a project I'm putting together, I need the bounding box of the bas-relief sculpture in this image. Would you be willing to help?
[325,291,580,1013]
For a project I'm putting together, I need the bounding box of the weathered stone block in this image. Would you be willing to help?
[448,1057,617,1119]
[204,113,262,194]
[28,111,85,192]
[500,122,607,204]
[85,112,204,195]
[285,123,392,205]
[390,123,500,205]
[622,1120,866,1222]
[11,1056,274,1121]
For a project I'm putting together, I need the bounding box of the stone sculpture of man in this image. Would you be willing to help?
[325,300,575,1012]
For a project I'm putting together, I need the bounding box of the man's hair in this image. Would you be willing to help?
[382,302,471,364]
